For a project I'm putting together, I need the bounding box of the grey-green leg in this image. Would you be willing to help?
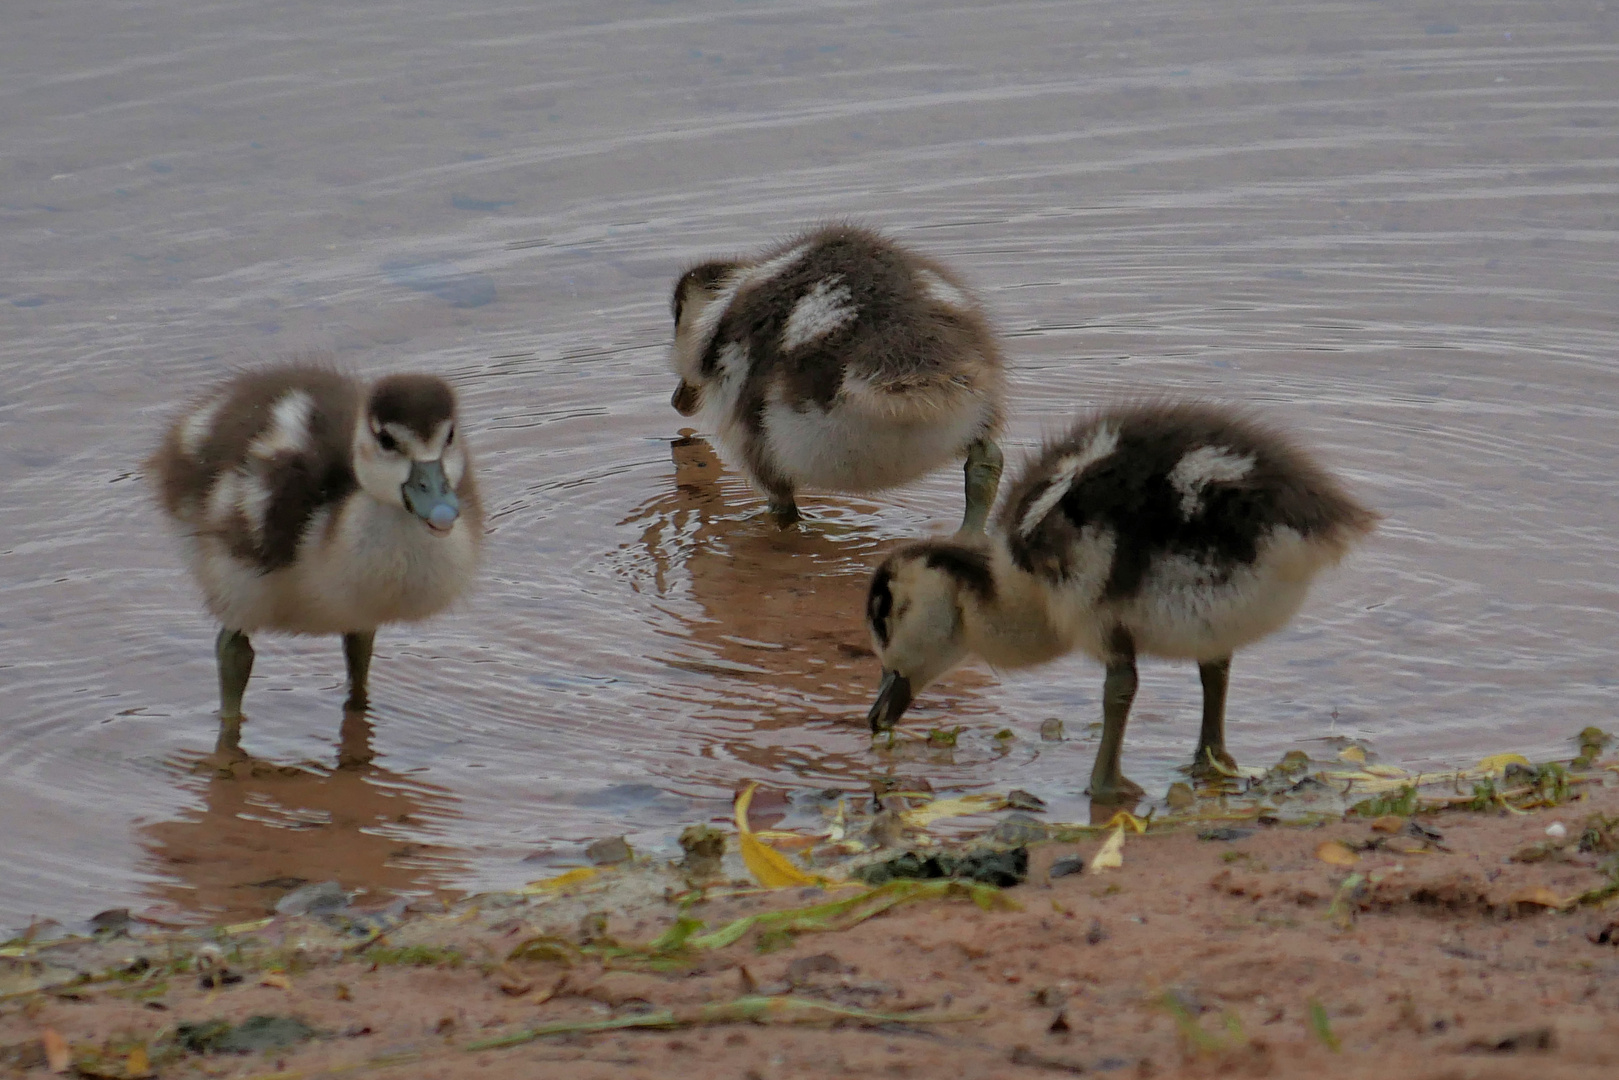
[1089,653,1145,804]
[958,437,1004,535]
[216,628,254,720]
[766,489,802,528]
[1192,656,1238,776]
[343,630,375,712]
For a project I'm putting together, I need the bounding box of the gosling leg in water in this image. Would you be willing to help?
[1089,631,1146,805]
[343,630,376,712]
[1193,656,1237,777]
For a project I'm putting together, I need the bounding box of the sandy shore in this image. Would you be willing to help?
[6,756,1619,1080]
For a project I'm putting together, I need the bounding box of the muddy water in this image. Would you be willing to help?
[2,0,1617,925]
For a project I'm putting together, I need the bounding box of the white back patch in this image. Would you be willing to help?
[236,469,274,538]
[780,276,857,352]
[249,390,315,460]
[683,245,811,368]
[1168,445,1255,519]
[178,396,224,458]
[915,268,972,310]
[1018,426,1120,537]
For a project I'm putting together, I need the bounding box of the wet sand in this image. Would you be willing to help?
[6,777,1619,1079]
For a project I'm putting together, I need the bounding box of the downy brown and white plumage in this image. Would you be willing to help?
[148,363,482,752]
[667,223,1007,531]
[862,402,1378,803]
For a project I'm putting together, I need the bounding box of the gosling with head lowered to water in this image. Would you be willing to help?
[148,363,482,753]
[668,223,1007,532]
[862,402,1377,803]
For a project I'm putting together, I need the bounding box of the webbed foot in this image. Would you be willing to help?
[1087,772,1146,806]
[1189,745,1240,780]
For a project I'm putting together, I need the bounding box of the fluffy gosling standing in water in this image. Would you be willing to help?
[668,223,1007,531]
[149,364,482,753]
[863,402,1377,803]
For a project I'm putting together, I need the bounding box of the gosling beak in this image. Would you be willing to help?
[401,459,460,535]
[671,380,701,416]
[866,669,913,734]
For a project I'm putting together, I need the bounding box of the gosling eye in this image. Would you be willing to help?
[376,429,400,454]
[445,425,455,447]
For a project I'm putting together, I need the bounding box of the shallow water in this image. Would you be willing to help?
[2,0,1617,925]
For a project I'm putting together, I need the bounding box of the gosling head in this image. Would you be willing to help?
[352,374,467,535]
[863,542,995,733]
[668,260,738,416]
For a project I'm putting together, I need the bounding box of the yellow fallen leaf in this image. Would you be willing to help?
[1364,764,1409,779]
[126,1045,152,1079]
[1315,840,1360,867]
[521,867,599,894]
[41,1029,69,1073]
[1090,825,1126,871]
[259,972,292,990]
[899,794,1007,829]
[1338,746,1367,764]
[1370,816,1406,834]
[1509,886,1568,910]
[1100,811,1149,834]
[736,783,818,889]
[753,829,816,851]
[1477,753,1531,774]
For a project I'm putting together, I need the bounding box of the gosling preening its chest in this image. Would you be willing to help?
[863,403,1378,803]
[668,224,1007,532]
[148,364,482,751]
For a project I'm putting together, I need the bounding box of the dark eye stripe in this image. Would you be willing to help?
[377,430,399,453]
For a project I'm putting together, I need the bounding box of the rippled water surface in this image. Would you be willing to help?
[3,0,1618,925]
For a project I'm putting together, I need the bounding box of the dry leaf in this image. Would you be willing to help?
[1370,816,1406,834]
[899,794,1008,829]
[1509,886,1568,910]
[1338,746,1367,765]
[259,972,292,990]
[1315,840,1360,867]
[1090,826,1126,872]
[736,783,819,889]
[41,1028,69,1073]
[126,1045,152,1079]
[1477,753,1532,774]
[521,867,599,894]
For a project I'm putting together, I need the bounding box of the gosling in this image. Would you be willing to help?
[148,363,482,752]
[667,223,1007,532]
[862,402,1377,803]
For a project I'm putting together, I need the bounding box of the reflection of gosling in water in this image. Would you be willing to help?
[667,223,1007,531]
[148,363,482,749]
[862,403,1378,804]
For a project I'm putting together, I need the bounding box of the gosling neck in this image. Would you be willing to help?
[959,543,1069,670]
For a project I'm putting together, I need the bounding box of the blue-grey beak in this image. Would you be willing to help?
[401,459,459,534]
[867,669,913,734]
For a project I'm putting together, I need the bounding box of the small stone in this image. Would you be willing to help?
[1546,822,1568,839]
[274,881,348,917]
[585,836,632,866]
[1049,856,1085,879]
[992,812,1050,845]
[678,825,725,878]
[1197,827,1254,842]
[1165,783,1195,811]
[89,908,132,936]
[1039,719,1065,742]
[1006,789,1048,812]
